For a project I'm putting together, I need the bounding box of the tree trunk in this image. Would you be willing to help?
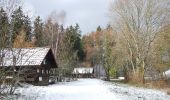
[106,68,110,81]
[142,60,145,84]
[106,74,110,81]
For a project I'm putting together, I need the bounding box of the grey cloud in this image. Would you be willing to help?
[25,0,111,34]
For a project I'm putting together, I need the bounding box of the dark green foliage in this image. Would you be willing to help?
[11,6,32,43]
[23,15,32,41]
[64,24,85,61]
[0,8,9,48]
[97,26,102,32]
[11,7,25,43]
[34,16,44,47]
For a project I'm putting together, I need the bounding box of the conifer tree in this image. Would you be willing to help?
[34,16,44,46]
[23,15,32,41]
[0,8,9,48]
[11,6,25,43]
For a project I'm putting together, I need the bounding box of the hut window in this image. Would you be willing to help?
[39,77,42,81]
[43,59,46,64]
[13,56,16,65]
[0,53,4,65]
[42,70,44,74]
[0,57,2,65]
[37,69,39,73]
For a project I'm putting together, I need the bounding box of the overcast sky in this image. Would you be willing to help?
[24,0,112,34]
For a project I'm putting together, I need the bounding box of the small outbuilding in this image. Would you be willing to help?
[73,67,94,78]
[164,69,170,80]
[0,47,58,86]
[93,65,106,78]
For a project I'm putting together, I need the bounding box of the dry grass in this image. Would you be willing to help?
[144,80,169,88]
[127,80,170,95]
[127,72,144,85]
[126,72,170,95]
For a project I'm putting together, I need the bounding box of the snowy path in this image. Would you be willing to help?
[14,79,119,100]
[13,79,170,100]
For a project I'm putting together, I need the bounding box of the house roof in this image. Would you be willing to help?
[0,47,54,67]
[73,67,94,74]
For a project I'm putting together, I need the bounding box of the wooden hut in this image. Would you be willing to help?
[0,47,58,86]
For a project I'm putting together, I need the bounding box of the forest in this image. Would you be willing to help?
[0,0,170,98]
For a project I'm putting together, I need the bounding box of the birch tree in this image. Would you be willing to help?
[110,0,169,83]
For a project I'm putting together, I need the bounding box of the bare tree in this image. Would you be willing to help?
[0,0,26,97]
[0,0,22,17]
[110,0,169,83]
[44,11,66,58]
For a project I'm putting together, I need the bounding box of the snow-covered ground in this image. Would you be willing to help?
[7,79,170,100]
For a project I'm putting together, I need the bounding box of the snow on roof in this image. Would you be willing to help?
[73,67,94,74]
[0,47,50,67]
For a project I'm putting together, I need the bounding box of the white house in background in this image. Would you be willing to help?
[164,69,170,79]
[73,67,94,78]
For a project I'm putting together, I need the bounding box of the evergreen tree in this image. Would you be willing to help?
[34,16,44,46]
[96,26,102,32]
[64,24,85,61]
[11,6,25,43]
[23,15,32,41]
[73,24,84,61]
[0,8,9,48]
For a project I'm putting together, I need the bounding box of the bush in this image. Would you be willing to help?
[109,68,117,78]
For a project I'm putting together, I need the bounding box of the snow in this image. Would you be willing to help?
[107,82,170,100]
[13,79,119,100]
[8,79,170,100]
[0,47,50,66]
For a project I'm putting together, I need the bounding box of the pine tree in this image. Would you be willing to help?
[64,24,85,61]
[0,8,9,48]
[74,24,84,61]
[96,26,102,32]
[23,15,32,41]
[11,6,25,43]
[34,16,44,47]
